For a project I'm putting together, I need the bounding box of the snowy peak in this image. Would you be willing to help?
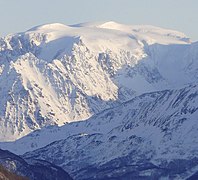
[1,21,190,62]
[72,21,190,45]
[27,23,70,32]
[24,21,190,61]
[97,21,125,29]
[70,21,124,29]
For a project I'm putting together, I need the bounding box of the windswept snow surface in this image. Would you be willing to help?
[0,21,197,142]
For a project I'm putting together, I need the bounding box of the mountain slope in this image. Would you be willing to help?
[21,84,198,179]
[1,83,198,155]
[0,22,197,141]
[0,149,72,180]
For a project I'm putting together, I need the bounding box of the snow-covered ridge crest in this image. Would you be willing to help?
[0,21,190,62]
[71,21,190,44]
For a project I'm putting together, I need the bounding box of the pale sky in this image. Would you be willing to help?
[0,0,197,41]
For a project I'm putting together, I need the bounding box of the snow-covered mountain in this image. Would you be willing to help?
[1,83,197,156]
[20,84,198,179]
[0,21,198,179]
[0,21,197,141]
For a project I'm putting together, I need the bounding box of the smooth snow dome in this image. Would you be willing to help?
[24,21,190,61]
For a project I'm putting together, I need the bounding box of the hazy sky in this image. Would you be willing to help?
[0,0,197,41]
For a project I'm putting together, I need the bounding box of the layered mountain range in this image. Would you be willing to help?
[0,21,197,179]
